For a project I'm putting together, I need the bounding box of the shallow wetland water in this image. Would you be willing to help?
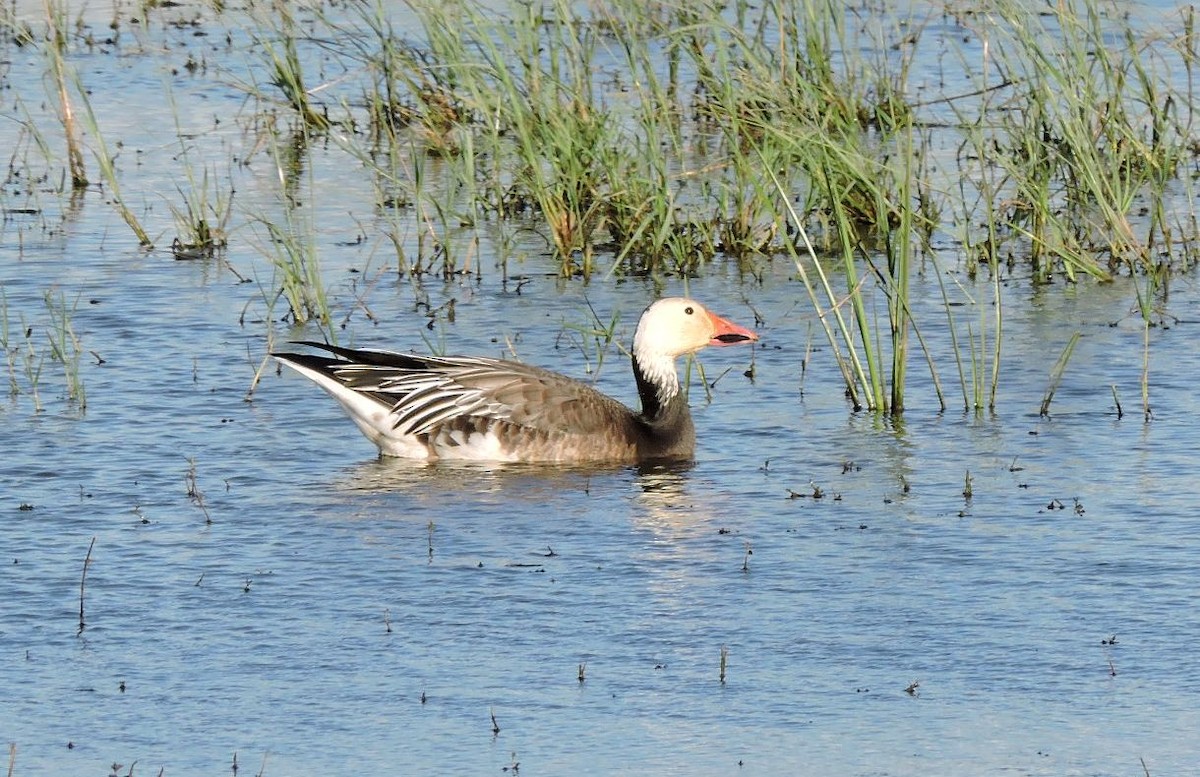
[3,1,1200,775]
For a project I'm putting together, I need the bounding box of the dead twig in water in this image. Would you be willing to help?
[244,340,275,403]
[78,536,95,635]
[186,457,212,524]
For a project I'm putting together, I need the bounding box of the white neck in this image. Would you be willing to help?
[641,351,679,402]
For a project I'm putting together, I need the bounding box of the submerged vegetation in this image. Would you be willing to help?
[1,0,1197,414]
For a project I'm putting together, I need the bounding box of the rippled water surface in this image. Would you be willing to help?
[4,2,1200,776]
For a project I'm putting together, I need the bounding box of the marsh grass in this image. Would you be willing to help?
[1039,332,1081,417]
[348,0,934,408]
[19,332,44,412]
[169,167,233,260]
[34,1,149,242]
[43,288,86,409]
[1,286,88,413]
[0,290,28,403]
[9,0,1199,414]
[247,120,333,332]
[253,211,330,329]
[2,107,63,232]
[41,0,86,190]
[557,301,623,380]
[2,290,45,412]
[304,0,1193,409]
[166,89,234,259]
[966,0,1197,280]
[254,2,330,131]
[71,70,152,246]
[450,0,619,272]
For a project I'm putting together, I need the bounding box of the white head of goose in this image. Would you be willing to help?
[273,297,758,463]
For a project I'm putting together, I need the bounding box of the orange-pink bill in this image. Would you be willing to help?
[708,312,759,346]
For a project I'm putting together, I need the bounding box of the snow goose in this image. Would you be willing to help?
[273,297,758,463]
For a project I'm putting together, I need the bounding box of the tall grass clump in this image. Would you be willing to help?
[252,209,331,329]
[168,164,233,260]
[39,1,150,243]
[253,2,331,131]
[943,0,1200,414]
[703,0,932,412]
[41,0,87,190]
[447,0,621,273]
[166,88,234,259]
[1,287,87,413]
[962,0,1195,282]
[237,108,331,330]
[325,0,734,275]
[350,0,468,154]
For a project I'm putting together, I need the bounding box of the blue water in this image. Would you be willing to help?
[4,2,1200,775]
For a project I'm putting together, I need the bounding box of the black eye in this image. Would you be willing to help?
[684,306,694,315]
